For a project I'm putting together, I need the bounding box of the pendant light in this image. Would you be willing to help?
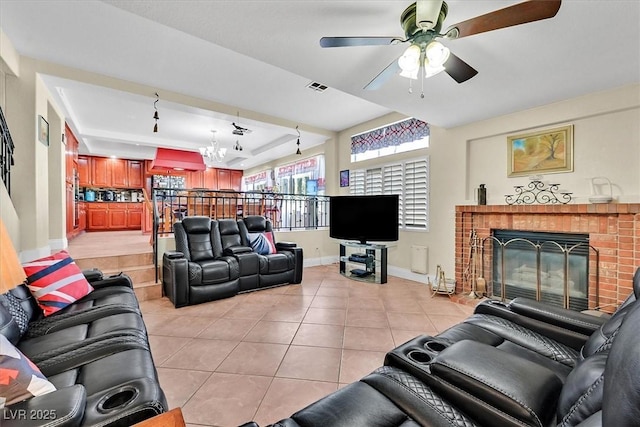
[152,92,159,132]
[295,126,302,155]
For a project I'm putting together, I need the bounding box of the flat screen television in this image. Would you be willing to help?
[329,195,399,244]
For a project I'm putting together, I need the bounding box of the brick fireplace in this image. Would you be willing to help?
[455,204,640,312]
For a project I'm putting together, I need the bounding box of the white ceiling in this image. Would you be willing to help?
[1,1,639,170]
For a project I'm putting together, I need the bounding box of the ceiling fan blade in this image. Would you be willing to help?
[444,0,561,39]
[320,36,402,48]
[444,52,478,84]
[364,59,401,91]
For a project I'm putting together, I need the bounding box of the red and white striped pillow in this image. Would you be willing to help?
[22,250,94,316]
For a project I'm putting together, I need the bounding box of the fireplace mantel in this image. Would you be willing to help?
[455,203,640,312]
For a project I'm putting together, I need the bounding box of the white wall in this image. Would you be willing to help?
[335,84,640,279]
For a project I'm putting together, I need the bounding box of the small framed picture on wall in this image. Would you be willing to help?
[340,170,349,187]
[38,115,49,147]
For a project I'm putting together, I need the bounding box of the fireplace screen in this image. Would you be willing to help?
[492,230,589,311]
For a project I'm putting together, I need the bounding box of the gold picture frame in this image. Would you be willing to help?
[507,125,573,177]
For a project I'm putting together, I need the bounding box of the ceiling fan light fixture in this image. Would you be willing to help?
[399,68,419,80]
[398,44,421,73]
[424,63,445,78]
[425,41,450,67]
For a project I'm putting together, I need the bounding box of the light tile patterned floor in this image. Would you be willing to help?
[138,265,476,427]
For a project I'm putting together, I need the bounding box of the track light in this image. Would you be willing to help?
[295,126,302,155]
[234,140,243,151]
[152,92,159,132]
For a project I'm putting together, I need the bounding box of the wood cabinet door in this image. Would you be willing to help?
[128,206,143,230]
[217,169,231,190]
[186,171,203,189]
[79,203,87,231]
[109,208,128,229]
[88,207,109,230]
[78,156,91,186]
[111,159,128,188]
[128,160,144,188]
[203,168,218,189]
[66,183,74,236]
[230,169,243,191]
[92,157,110,187]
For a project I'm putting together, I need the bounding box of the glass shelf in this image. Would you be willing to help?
[339,242,387,284]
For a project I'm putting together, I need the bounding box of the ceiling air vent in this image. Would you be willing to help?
[306,81,328,92]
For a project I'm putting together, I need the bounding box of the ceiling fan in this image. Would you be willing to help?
[320,0,561,91]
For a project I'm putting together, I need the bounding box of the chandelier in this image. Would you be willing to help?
[199,130,227,164]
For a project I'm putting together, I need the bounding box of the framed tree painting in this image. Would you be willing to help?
[507,125,573,177]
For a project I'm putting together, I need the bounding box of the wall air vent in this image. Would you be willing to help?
[306,81,329,92]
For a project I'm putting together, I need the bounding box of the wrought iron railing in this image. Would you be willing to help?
[0,106,15,195]
[150,188,330,281]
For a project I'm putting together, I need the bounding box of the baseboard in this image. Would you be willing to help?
[303,255,339,268]
[49,238,68,251]
[19,246,51,263]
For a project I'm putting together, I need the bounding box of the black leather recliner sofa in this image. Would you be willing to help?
[1,271,167,426]
[243,267,640,427]
[162,215,303,307]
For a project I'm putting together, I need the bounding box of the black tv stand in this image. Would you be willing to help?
[339,242,387,284]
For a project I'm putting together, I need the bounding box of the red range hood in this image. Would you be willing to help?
[150,147,206,172]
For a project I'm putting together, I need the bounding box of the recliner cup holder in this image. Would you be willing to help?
[425,340,448,352]
[97,386,139,413]
[407,350,432,364]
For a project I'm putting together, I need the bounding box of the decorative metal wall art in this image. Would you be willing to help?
[505,180,572,205]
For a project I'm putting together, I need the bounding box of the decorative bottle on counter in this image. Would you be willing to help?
[477,184,487,205]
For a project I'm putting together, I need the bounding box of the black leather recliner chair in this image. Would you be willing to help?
[162,216,240,307]
[239,215,303,287]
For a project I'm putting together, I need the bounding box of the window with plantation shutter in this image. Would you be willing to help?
[349,170,365,195]
[383,164,403,226]
[404,158,429,230]
[346,156,429,231]
[365,168,382,195]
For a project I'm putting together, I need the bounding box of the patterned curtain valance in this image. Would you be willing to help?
[351,118,429,155]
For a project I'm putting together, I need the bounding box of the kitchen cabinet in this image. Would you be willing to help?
[128,161,144,188]
[217,169,231,190]
[108,203,128,228]
[86,202,142,231]
[78,202,87,231]
[83,156,145,189]
[111,159,128,188]
[87,204,109,230]
[187,167,218,189]
[128,204,143,229]
[186,170,203,189]
[78,156,90,187]
[230,169,242,191]
[92,157,111,187]
[66,182,75,237]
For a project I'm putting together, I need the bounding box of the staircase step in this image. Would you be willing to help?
[101,264,156,285]
[75,252,154,272]
[133,281,163,302]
